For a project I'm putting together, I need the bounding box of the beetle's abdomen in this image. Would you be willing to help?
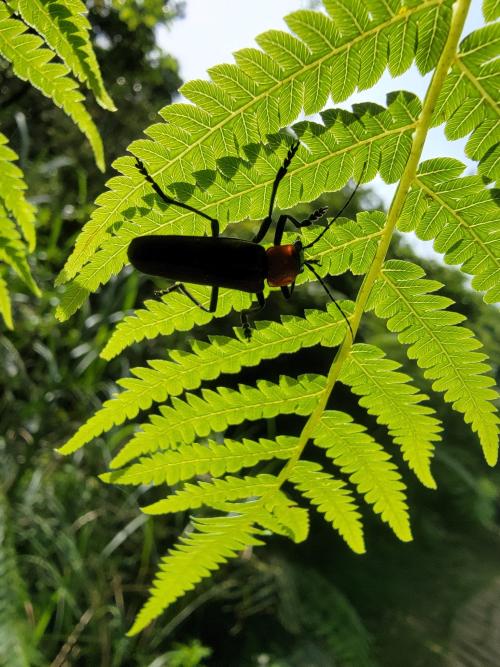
[266,244,301,287]
[128,235,267,293]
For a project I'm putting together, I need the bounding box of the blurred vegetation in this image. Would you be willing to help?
[1,2,499,666]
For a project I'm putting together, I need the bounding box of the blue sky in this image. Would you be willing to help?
[158,0,486,207]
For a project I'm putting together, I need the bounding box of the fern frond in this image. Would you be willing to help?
[313,411,412,542]
[111,375,326,469]
[290,460,365,554]
[101,436,299,487]
[339,343,442,488]
[368,260,499,465]
[59,304,350,454]
[141,474,280,515]
[433,22,500,181]
[128,510,265,636]
[58,0,499,634]
[8,0,114,109]
[399,157,500,303]
[55,86,422,313]
[0,3,104,169]
[0,133,36,250]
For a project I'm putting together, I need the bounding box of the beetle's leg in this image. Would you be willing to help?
[252,141,300,244]
[160,282,214,313]
[159,282,219,313]
[209,286,219,312]
[240,292,266,340]
[273,207,328,246]
[280,283,295,299]
[135,158,220,228]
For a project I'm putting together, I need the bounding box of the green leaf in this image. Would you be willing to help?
[101,286,251,360]
[483,0,500,21]
[415,4,452,74]
[432,23,500,177]
[0,207,40,296]
[387,15,417,76]
[259,500,310,544]
[58,303,351,455]
[57,94,420,315]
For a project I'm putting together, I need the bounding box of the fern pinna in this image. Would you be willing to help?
[57,0,499,635]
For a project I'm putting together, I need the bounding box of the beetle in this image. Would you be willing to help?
[128,142,359,339]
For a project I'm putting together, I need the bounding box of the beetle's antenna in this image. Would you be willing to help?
[304,260,353,340]
[303,164,366,250]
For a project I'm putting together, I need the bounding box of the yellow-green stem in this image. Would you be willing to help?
[276,0,472,488]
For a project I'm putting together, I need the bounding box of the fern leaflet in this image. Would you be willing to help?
[339,343,442,488]
[399,157,500,303]
[0,137,40,327]
[368,260,498,465]
[0,206,39,297]
[59,304,351,455]
[290,460,365,554]
[101,436,300,487]
[0,274,13,329]
[56,94,421,317]
[141,474,281,515]
[433,22,500,182]
[313,411,412,542]
[128,510,266,636]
